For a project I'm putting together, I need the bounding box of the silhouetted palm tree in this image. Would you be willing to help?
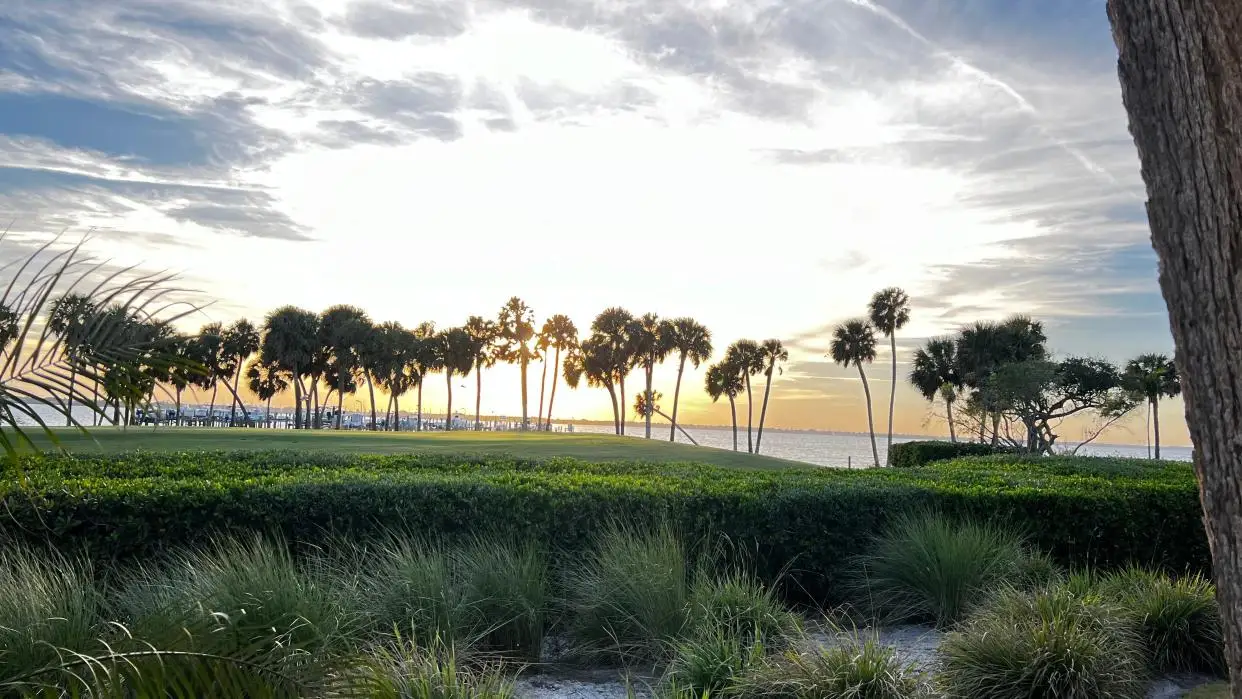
[194,322,228,423]
[1123,353,1181,459]
[356,322,389,430]
[831,319,880,467]
[497,297,536,430]
[261,306,318,429]
[165,333,199,424]
[909,337,962,442]
[437,326,475,431]
[409,321,440,431]
[869,287,910,465]
[47,293,96,426]
[465,315,499,430]
[542,314,578,431]
[724,339,764,453]
[664,317,712,442]
[631,313,673,439]
[319,305,372,429]
[754,338,788,454]
[246,358,289,428]
[565,335,621,433]
[705,361,745,451]
[372,322,416,431]
[536,320,554,431]
[591,307,637,435]
[955,315,1047,443]
[222,319,260,426]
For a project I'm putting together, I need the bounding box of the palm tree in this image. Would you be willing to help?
[356,323,389,430]
[664,317,712,442]
[319,305,372,429]
[754,338,788,454]
[955,316,1047,443]
[245,358,289,428]
[724,339,764,453]
[369,321,416,431]
[591,307,637,435]
[1123,353,1181,459]
[465,316,499,430]
[437,327,475,431]
[47,293,96,426]
[497,297,536,430]
[409,324,440,431]
[909,337,962,442]
[565,336,620,433]
[194,322,228,424]
[261,306,318,429]
[830,319,880,467]
[541,315,579,431]
[222,319,260,426]
[869,288,911,465]
[535,320,554,431]
[705,361,745,451]
[165,333,199,425]
[630,313,674,439]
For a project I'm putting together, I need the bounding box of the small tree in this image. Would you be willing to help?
[1121,354,1180,460]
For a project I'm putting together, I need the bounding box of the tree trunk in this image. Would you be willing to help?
[744,374,754,453]
[756,366,774,454]
[606,383,619,435]
[669,354,686,442]
[520,354,529,430]
[393,395,400,432]
[886,333,897,465]
[266,396,272,428]
[990,412,1001,447]
[1153,396,1162,460]
[946,397,956,443]
[619,374,627,436]
[546,347,561,431]
[858,365,880,467]
[367,373,377,430]
[475,361,483,431]
[66,368,76,427]
[293,373,302,429]
[230,362,243,426]
[416,380,423,431]
[537,354,549,431]
[728,395,738,451]
[335,382,344,430]
[313,382,321,429]
[209,384,218,427]
[445,370,453,431]
[1107,1,1242,690]
[644,365,654,439]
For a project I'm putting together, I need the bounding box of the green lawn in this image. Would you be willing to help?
[22,427,810,470]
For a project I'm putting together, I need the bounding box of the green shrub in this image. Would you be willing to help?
[366,537,470,642]
[888,441,1018,467]
[457,537,548,661]
[667,627,768,697]
[739,636,926,699]
[0,544,102,683]
[1098,567,1224,676]
[349,635,515,699]
[1,451,1208,605]
[689,571,801,645]
[855,513,1030,627]
[939,585,1147,699]
[566,521,690,662]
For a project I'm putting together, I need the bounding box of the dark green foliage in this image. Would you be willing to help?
[939,586,1148,699]
[1,451,1208,604]
[888,441,1018,467]
[739,637,927,699]
[1097,567,1225,676]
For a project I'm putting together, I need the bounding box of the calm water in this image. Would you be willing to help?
[14,404,1193,468]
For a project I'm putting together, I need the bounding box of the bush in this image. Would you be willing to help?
[457,537,548,661]
[350,635,515,699]
[0,544,101,683]
[939,585,1148,699]
[1,451,1208,605]
[855,513,1031,627]
[1098,567,1224,676]
[689,571,801,645]
[667,627,768,696]
[888,441,1018,468]
[366,537,471,643]
[739,636,927,699]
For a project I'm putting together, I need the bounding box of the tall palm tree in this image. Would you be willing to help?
[497,297,536,430]
[261,306,319,429]
[535,320,554,431]
[409,323,441,431]
[465,316,499,430]
[319,305,372,429]
[356,322,389,430]
[724,339,764,453]
[437,327,475,431]
[194,322,228,424]
[1123,353,1181,459]
[565,336,620,433]
[542,314,578,431]
[47,293,96,426]
[372,322,416,431]
[909,337,962,442]
[754,338,789,454]
[591,307,637,435]
[664,317,712,442]
[868,288,911,465]
[830,319,880,467]
[705,361,745,451]
[630,313,674,439]
[955,315,1047,443]
[222,319,260,426]
[245,358,289,428]
[165,333,199,425]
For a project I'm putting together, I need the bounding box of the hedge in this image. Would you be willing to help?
[889,440,1021,467]
[0,451,1207,603]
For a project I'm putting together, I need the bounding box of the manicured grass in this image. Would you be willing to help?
[24,427,809,470]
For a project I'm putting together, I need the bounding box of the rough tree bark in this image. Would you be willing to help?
[1107,0,1242,691]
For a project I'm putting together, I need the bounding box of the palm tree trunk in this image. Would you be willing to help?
[1153,396,1162,460]
[858,365,880,467]
[230,362,243,426]
[475,361,483,431]
[393,394,401,431]
[313,382,321,428]
[756,366,774,454]
[886,334,897,465]
[605,383,619,435]
[266,396,272,428]
[367,373,377,430]
[293,374,302,429]
[175,386,182,427]
[946,397,956,443]
[728,395,738,451]
[209,384,218,427]
[445,370,453,431]
[546,347,561,431]
[619,374,627,436]
[66,368,77,427]
[537,355,549,431]
[644,366,654,439]
[977,416,985,443]
[744,374,754,453]
[669,354,686,442]
[989,412,1000,447]
[520,354,529,430]
[335,381,344,430]
[416,380,424,431]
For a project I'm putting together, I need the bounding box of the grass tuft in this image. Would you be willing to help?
[739,636,927,699]
[458,537,549,661]
[349,634,516,699]
[1098,567,1224,676]
[0,544,101,683]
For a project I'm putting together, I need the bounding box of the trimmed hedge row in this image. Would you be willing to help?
[0,452,1207,603]
[889,440,1020,467]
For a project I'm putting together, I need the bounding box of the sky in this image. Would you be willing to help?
[0,0,1188,445]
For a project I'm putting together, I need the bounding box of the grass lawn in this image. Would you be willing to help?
[1185,683,1229,699]
[21,427,811,470]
